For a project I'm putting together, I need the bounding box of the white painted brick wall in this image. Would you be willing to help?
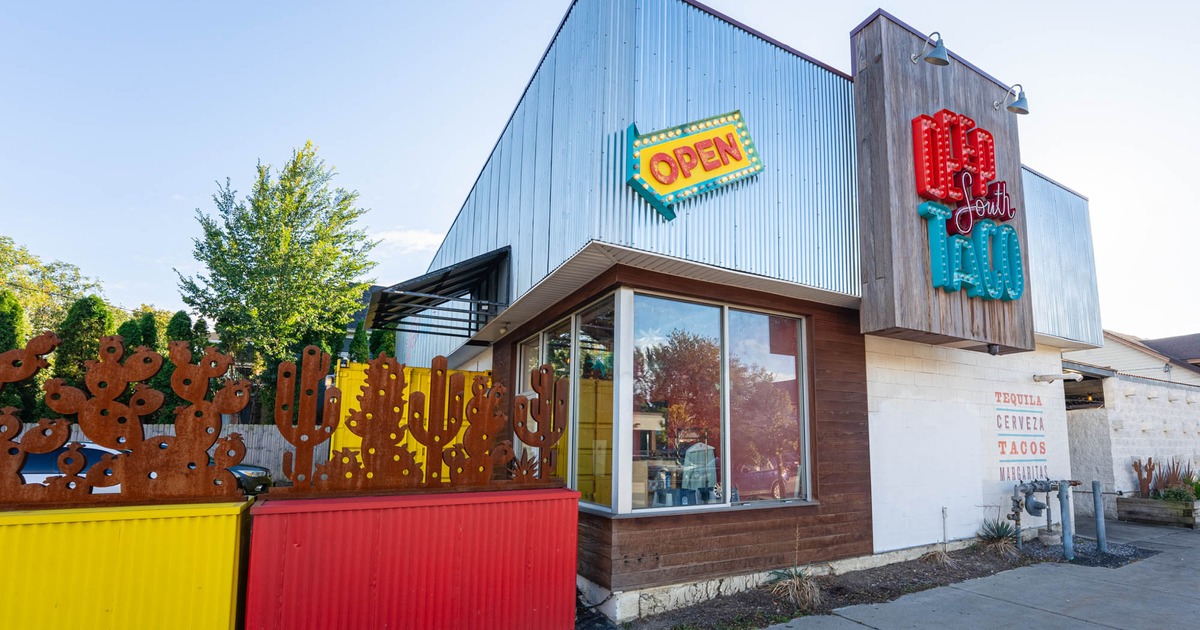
[866,337,1071,553]
[1069,375,1200,518]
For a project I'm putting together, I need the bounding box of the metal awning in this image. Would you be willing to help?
[365,247,510,339]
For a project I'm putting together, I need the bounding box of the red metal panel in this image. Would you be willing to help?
[244,489,579,630]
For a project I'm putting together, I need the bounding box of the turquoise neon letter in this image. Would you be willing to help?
[947,235,983,296]
[997,224,1024,300]
[918,201,952,288]
[972,219,1004,299]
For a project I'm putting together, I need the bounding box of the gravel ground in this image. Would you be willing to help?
[577,538,1157,630]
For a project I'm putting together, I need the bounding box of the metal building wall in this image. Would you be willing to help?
[1023,167,1103,347]
[410,0,860,363]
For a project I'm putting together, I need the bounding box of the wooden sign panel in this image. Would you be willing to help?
[852,13,1035,353]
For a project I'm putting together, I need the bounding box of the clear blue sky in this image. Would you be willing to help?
[2,1,1195,337]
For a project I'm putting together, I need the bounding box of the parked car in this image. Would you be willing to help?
[732,462,787,499]
[18,443,123,493]
[218,458,273,495]
[19,443,272,496]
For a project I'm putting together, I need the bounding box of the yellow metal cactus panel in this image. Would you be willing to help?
[330,362,491,475]
[0,501,249,630]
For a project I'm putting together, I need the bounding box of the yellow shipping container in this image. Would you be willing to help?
[0,501,250,630]
[330,362,491,476]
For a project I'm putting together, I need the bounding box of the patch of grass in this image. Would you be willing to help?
[919,549,957,568]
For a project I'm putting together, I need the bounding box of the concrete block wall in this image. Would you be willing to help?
[866,337,1071,552]
[1069,375,1200,518]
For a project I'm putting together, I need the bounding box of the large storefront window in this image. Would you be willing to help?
[575,300,614,507]
[728,310,805,502]
[517,289,808,514]
[632,295,723,509]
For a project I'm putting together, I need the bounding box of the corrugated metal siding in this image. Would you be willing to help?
[0,501,248,630]
[1023,167,1103,347]
[408,0,859,363]
[244,489,579,630]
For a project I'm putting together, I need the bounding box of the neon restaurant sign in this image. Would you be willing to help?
[912,109,1024,301]
[626,110,762,220]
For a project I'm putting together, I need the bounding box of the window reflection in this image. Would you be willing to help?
[632,295,723,509]
[575,298,614,507]
[728,310,804,502]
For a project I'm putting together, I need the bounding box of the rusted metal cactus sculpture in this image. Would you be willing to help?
[443,376,510,485]
[512,365,569,481]
[274,346,341,492]
[408,356,465,486]
[318,352,422,491]
[1133,457,1155,497]
[0,333,75,503]
[0,334,252,507]
[267,350,567,498]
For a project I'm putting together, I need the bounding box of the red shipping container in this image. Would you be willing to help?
[244,488,579,630]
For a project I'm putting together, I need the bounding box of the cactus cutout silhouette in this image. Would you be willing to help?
[0,333,77,503]
[327,352,421,489]
[407,356,465,486]
[1133,457,1156,497]
[512,365,569,480]
[276,346,341,492]
[443,377,508,485]
[1,335,252,506]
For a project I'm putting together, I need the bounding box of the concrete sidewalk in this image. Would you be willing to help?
[767,518,1200,629]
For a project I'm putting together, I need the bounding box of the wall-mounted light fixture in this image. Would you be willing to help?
[1033,373,1083,383]
[910,31,949,66]
[994,83,1030,115]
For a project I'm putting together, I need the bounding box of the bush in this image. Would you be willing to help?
[1156,484,1197,503]
[769,567,822,610]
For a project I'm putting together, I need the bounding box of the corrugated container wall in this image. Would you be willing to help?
[406,0,859,362]
[1022,167,1103,347]
[0,501,248,630]
[244,490,579,630]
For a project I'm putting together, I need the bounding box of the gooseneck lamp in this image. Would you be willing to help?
[994,84,1030,115]
[910,32,949,66]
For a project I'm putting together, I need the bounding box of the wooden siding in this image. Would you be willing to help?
[852,15,1035,352]
[493,266,871,590]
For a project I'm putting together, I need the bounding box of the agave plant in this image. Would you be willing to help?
[977,517,1020,559]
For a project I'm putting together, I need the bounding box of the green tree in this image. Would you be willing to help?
[0,290,31,412]
[192,318,210,352]
[349,320,370,362]
[0,236,103,334]
[177,141,377,373]
[116,319,142,348]
[53,295,115,388]
[147,311,197,424]
[138,310,161,352]
[166,311,194,347]
[0,289,28,354]
[369,328,392,359]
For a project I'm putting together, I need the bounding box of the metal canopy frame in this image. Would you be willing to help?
[365,247,510,339]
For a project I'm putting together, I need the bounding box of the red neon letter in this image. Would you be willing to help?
[673,145,700,179]
[695,138,721,171]
[713,133,742,165]
[649,153,678,185]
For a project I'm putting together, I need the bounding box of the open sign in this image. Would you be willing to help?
[626,110,762,220]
